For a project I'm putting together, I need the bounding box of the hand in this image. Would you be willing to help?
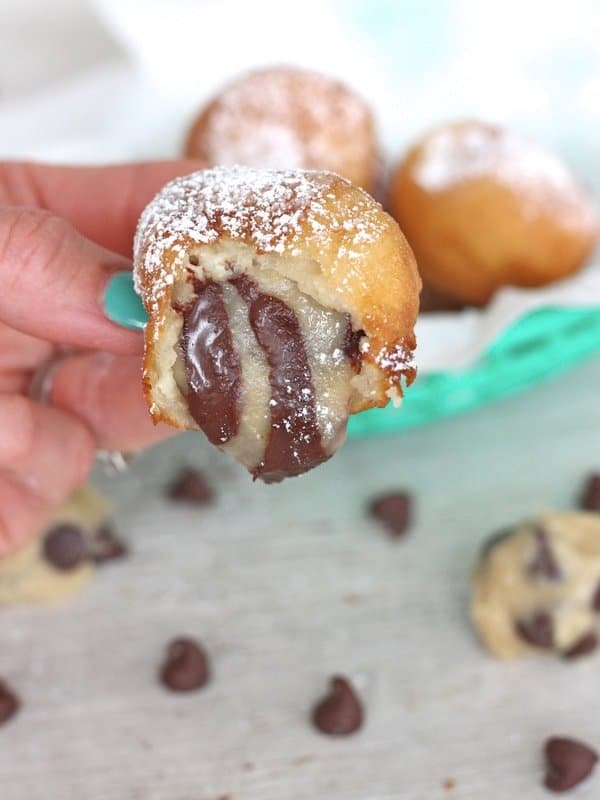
[0,161,199,556]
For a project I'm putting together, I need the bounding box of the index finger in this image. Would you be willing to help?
[0,161,205,353]
[0,206,141,353]
[0,160,205,257]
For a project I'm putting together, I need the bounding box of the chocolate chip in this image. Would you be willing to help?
[528,526,561,581]
[369,492,412,537]
[311,675,363,736]
[168,469,213,505]
[480,526,513,557]
[580,474,600,512]
[89,525,128,564]
[563,631,598,660]
[544,737,598,792]
[592,583,600,612]
[515,612,554,648]
[42,524,86,571]
[160,637,210,692]
[0,680,20,725]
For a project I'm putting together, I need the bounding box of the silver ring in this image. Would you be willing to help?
[28,354,66,405]
[28,352,133,474]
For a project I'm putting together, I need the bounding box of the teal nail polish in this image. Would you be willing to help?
[104,271,148,330]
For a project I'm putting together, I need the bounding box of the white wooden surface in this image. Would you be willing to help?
[1,357,600,800]
[1,5,600,799]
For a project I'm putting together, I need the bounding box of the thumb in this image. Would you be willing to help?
[0,207,141,354]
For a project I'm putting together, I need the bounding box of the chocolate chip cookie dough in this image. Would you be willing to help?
[0,485,119,605]
[471,512,600,659]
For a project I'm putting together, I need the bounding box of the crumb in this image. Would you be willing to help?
[443,778,456,790]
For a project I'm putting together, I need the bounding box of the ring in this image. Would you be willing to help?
[28,351,133,474]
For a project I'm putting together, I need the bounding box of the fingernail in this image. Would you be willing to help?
[104,271,148,330]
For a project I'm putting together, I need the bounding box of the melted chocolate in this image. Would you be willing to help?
[232,275,328,482]
[181,280,242,445]
[342,321,364,372]
[528,526,562,581]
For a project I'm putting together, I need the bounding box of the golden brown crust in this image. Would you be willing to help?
[184,67,380,194]
[134,167,420,426]
[390,121,598,306]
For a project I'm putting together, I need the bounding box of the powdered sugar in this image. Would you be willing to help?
[413,123,593,224]
[187,67,376,186]
[375,342,416,377]
[135,167,316,302]
[210,123,304,171]
[134,165,384,304]
[134,165,414,392]
[385,386,403,408]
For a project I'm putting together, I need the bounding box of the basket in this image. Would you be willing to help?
[347,307,600,438]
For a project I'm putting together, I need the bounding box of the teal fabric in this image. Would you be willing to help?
[349,308,600,437]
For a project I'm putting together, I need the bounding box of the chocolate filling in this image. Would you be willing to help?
[180,271,362,482]
[181,280,242,445]
[527,526,562,581]
[343,322,364,372]
[232,274,328,482]
[515,611,554,648]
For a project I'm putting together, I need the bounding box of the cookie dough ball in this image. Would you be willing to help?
[390,121,598,306]
[134,166,420,483]
[471,512,600,659]
[184,67,380,194]
[0,485,113,605]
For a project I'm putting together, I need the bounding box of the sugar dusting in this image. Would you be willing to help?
[134,165,414,386]
[190,67,374,180]
[375,341,416,382]
[413,124,595,225]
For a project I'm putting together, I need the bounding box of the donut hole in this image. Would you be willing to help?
[390,121,599,305]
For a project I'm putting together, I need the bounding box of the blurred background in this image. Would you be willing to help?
[2,0,599,423]
[1,0,599,182]
[1,3,600,799]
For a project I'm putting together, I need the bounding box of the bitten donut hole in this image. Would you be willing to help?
[390,120,598,306]
[134,167,420,481]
